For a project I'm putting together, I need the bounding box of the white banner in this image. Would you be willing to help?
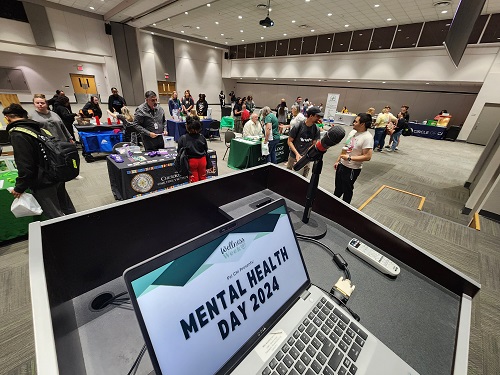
[324,93,340,120]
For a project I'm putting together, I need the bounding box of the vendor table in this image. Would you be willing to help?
[0,170,40,242]
[166,119,214,142]
[408,122,446,140]
[107,150,218,200]
[333,113,356,125]
[227,136,289,170]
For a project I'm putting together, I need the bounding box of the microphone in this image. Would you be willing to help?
[293,126,346,171]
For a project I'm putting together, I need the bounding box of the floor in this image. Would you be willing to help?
[0,126,499,375]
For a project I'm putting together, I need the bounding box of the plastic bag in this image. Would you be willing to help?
[8,188,43,217]
[261,141,269,156]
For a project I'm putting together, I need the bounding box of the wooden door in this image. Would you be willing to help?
[157,81,176,96]
[70,74,98,95]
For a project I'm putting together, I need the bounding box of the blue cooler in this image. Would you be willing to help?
[79,131,123,153]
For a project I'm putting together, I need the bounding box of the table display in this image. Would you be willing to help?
[0,170,40,242]
[227,136,289,170]
[408,122,446,140]
[332,113,356,125]
[166,119,214,142]
[75,125,124,159]
[107,149,218,200]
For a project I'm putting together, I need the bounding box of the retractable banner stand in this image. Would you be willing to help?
[324,93,340,122]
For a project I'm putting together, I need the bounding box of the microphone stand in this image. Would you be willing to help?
[290,154,327,239]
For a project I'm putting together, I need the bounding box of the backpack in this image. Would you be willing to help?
[402,126,413,137]
[11,127,80,182]
[174,147,191,177]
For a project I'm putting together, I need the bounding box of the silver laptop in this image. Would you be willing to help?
[123,199,419,375]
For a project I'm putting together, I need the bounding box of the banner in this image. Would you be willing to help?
[324,93,340,120]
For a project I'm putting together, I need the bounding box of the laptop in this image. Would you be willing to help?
[123,199,419,375]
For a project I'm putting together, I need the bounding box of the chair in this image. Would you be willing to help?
[208,120,221,141]
[223,131,236,160]
[220,116,234,131]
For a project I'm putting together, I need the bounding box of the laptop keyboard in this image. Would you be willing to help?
[261,297,367,375]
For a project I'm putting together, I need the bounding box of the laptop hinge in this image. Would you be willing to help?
[300,289,311,300]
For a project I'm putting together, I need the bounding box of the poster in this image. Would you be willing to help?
[324,93,340,121]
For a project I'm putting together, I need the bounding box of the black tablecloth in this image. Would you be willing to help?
[107,150,218,200]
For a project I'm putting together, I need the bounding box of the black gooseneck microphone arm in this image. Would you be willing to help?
[302,156,323,223]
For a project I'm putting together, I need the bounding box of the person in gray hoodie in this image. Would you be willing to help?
[133,91,168,151]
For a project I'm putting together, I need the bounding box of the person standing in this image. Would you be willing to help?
[181,90,194,116]
[276,99,288,124]
[373,106,396,152]
[3,104,76,219]
[246,96,255,113]
[387,112,408,152]
[47,89,64,110]
[219,90,225,109]
[286,106,322,178]
[233,97,243,133]
[53,95,78,140]
[177,116,209,183]
[196,94,208,116]
[242,113,263,138]
[31,94,74,143]
[333,113,373,204]
[107,87,127,114]
[261,106,280,164]
[168,91,181,118]
[133,91,167,151]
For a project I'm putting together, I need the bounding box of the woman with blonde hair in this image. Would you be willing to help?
[108,106,135,142]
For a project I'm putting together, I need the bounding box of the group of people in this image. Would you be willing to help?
[371,105,410,152]
[167,90,210,118]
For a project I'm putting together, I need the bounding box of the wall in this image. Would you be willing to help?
[460,49,500,141]
[233,82,476,125]
[0,8,119,102]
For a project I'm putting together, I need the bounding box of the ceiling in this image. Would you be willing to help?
[43,0,500,46]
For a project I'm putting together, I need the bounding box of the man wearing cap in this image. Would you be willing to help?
[286,106,323,177]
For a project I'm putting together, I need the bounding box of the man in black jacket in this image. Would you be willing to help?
[108,87,127,114]
[3,104,76,219]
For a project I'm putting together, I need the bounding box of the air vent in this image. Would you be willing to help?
[298,24,310,29]
[256,4,269,9]
[433,0,452,6]
[182,25,192,28]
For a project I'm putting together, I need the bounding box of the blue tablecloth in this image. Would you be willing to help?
[409,122,446,140]
[167,119,214,142]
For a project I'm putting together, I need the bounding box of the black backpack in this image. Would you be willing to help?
[174,147,191,177]
[12,127,80,182]
[402,126,413,137]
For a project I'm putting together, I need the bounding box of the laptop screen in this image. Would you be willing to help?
[125,201,309,375]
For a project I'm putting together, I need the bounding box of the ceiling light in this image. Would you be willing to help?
[242,39,244,41]
[181,30,185,33]
[215,21,219,24]
[152,23,156,26]
[273,79,276,80]
[387,18,392,21]
[441,10,448,13]
[238,15,243,19]
[283,33,287,36]
[327,13,332,16]
[374,4,380,7]
[292,20,296,23]
[221,33,224,36]
[196,26,200,29]
[426,82,430,84]
[240,78,243,80]
[207,3,211,6]
[151,32,154,35]
[185,11,188,15]
[311,29,315,32]
[186,40,189,43]
[205,36,208,39]
[240,30,244,32]
[215,47,218,49]
[347,80,351,82]
[225,42,228,44]
[306,0,310,2]
[261,36,264,39]
[345,24,349,27]
[167,18,170,21]
[89,6,94,10]
[382,81,386,83]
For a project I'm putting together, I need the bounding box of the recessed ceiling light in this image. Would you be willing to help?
[205,36,208,39]
[345,24,349,27]
[374,4,380,7]
[426,82,430,84]
[382,81,386,83]
[269,8,272,11]
[441,10,448,13]
[273,79,276,80]
[292,20,296,23]
[261,36,264,39]
[151,32,154,35]
[283,33,287,36]
[196,26,200,29]
[215,21,219,24]
[311,29,315,32]
[347,80,351,82]
[238,15,243,19]
[221,33,224,36]
[242,39,244,41]
[186,40,189,43]
[225,42,228,44]
[181,30,185,33]
[387,18,392,21]
[167,18,170,21]
[215,46,218,49]
[294,79,297,81]
[185,11,188,15]
[327,13,332,16]
[240,78,243,80]
[240,30,244,32]
[89,6,94,10]
[152,23,156,26]
[306,0,310,2]
[207,3,211,6]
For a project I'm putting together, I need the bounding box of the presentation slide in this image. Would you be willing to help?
[132,213,308,375]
